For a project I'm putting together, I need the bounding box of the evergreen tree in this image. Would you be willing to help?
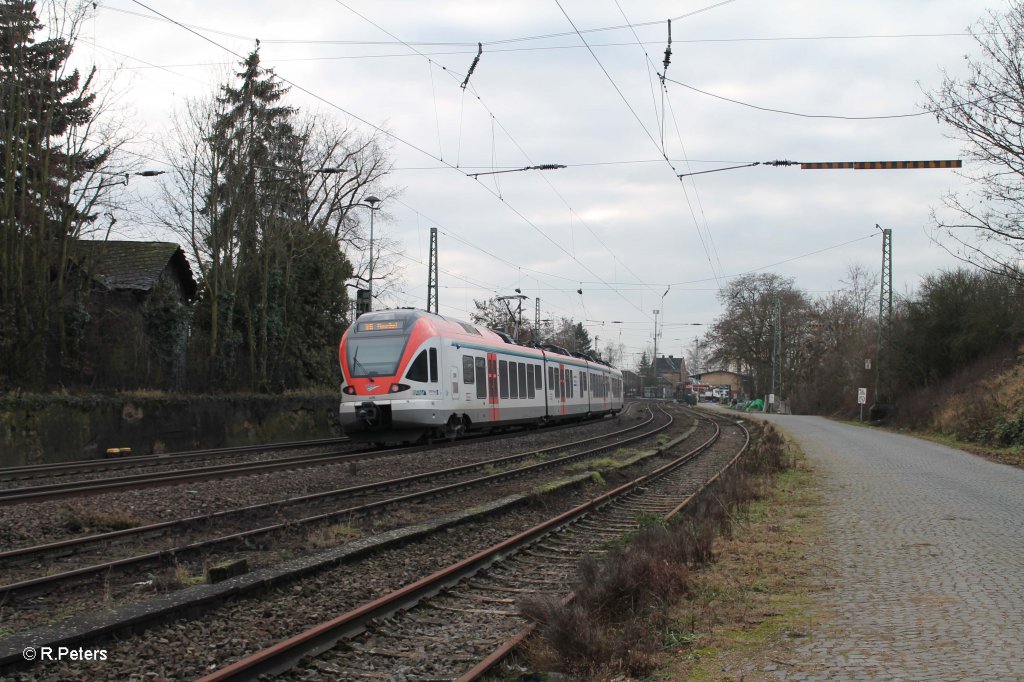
[0,0,104,387]
[636,351,652,377]
[195,47,357,390]
[202,48,301,388]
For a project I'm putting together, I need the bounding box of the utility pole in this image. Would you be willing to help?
[872,225,893,419]
[771,296,782,414]
[427,227,439,314]
[652,309,660,394]
[534,298,541,342]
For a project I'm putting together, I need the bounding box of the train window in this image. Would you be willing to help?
[568,370,574,398]
[509,362,519,399]
[556,368,562,399]
[429,348,438,383]
[518,363,527,399]
[581,371,587,392]
[475,357,486,399]
[535,365,543,391]
[463,356,474,384]
[499,360,509,399]
[527,364,535,398]
[548,367,554,394]
[406,350,429,382]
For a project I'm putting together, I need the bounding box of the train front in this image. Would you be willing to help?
[338,309,435,442]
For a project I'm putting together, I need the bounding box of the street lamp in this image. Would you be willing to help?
[651,309,660,391]
[349,195,381,312]
[651,286,670,392]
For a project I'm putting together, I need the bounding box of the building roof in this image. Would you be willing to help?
[654,355,683,374]
[72,240,197,300]
[689,369,752,381]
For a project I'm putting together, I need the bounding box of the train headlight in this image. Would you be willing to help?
[389,383,410,393]
[342,385,356,395]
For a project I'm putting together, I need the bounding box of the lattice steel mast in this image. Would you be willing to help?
[873,225,893,417]
[427,227,439,314]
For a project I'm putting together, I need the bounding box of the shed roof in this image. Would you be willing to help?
[72,240,197,300]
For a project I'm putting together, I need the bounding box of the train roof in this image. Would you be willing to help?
[353,308,619,372]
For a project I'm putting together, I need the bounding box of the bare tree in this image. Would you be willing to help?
[925,4,1024,281]
[705,273,810,398]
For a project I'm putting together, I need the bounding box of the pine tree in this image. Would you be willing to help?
[202,48,300,388]
[0,0,103,387]
[199,47,355,391]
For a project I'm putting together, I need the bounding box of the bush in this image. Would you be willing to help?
[521,423,788,679]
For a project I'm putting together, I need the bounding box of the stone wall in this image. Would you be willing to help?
[0,393,341,467]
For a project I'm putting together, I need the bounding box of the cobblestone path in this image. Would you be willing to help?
[760,414,1024,681]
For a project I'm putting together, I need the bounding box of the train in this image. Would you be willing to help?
[338,308,624,443]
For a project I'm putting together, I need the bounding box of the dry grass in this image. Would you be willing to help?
[60,505,146,533]
[880,348,1024,468]
[305,522,363,549]
[519,424,790,680]
[652,446,827,681]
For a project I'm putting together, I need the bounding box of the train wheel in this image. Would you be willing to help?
[444,415,464,440]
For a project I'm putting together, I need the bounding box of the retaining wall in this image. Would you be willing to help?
[0,393,341,467]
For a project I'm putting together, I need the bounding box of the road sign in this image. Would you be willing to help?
[768,393,775,404]
[858,387,867,405]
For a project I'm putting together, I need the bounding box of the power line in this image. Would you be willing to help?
[664,75,931,120]
[567,0,730,289]
[330,0,662,320]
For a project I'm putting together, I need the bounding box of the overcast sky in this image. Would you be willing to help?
[72,0,999,365]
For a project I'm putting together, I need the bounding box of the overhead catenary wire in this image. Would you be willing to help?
[128,0,653,323]
[103,4,982,51]
[330,0,663,320]
[593,0,729,289]
[108,3,913,356]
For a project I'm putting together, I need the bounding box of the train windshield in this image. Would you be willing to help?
[345,313,418,378]
[346,336,408,378]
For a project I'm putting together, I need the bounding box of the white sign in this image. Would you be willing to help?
[768,393,775,404]
[857,387,867,404]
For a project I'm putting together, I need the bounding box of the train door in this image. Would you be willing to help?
[559,364,567,416]
[487,353,499,421]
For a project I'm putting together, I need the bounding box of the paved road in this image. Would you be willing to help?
[756,413,1024,681]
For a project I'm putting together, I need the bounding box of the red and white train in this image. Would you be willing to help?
[339,309,624,442]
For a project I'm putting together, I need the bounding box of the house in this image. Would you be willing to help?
[70,240,197,389]
[72,240,197,301]
[689,369,753,402]
[653,355,686,397]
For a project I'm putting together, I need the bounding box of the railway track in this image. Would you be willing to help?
[0,405,661,609]
[198,407,749,680]
[0,437,350,485]
[0,412,634,505]
[0,404,741,679]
